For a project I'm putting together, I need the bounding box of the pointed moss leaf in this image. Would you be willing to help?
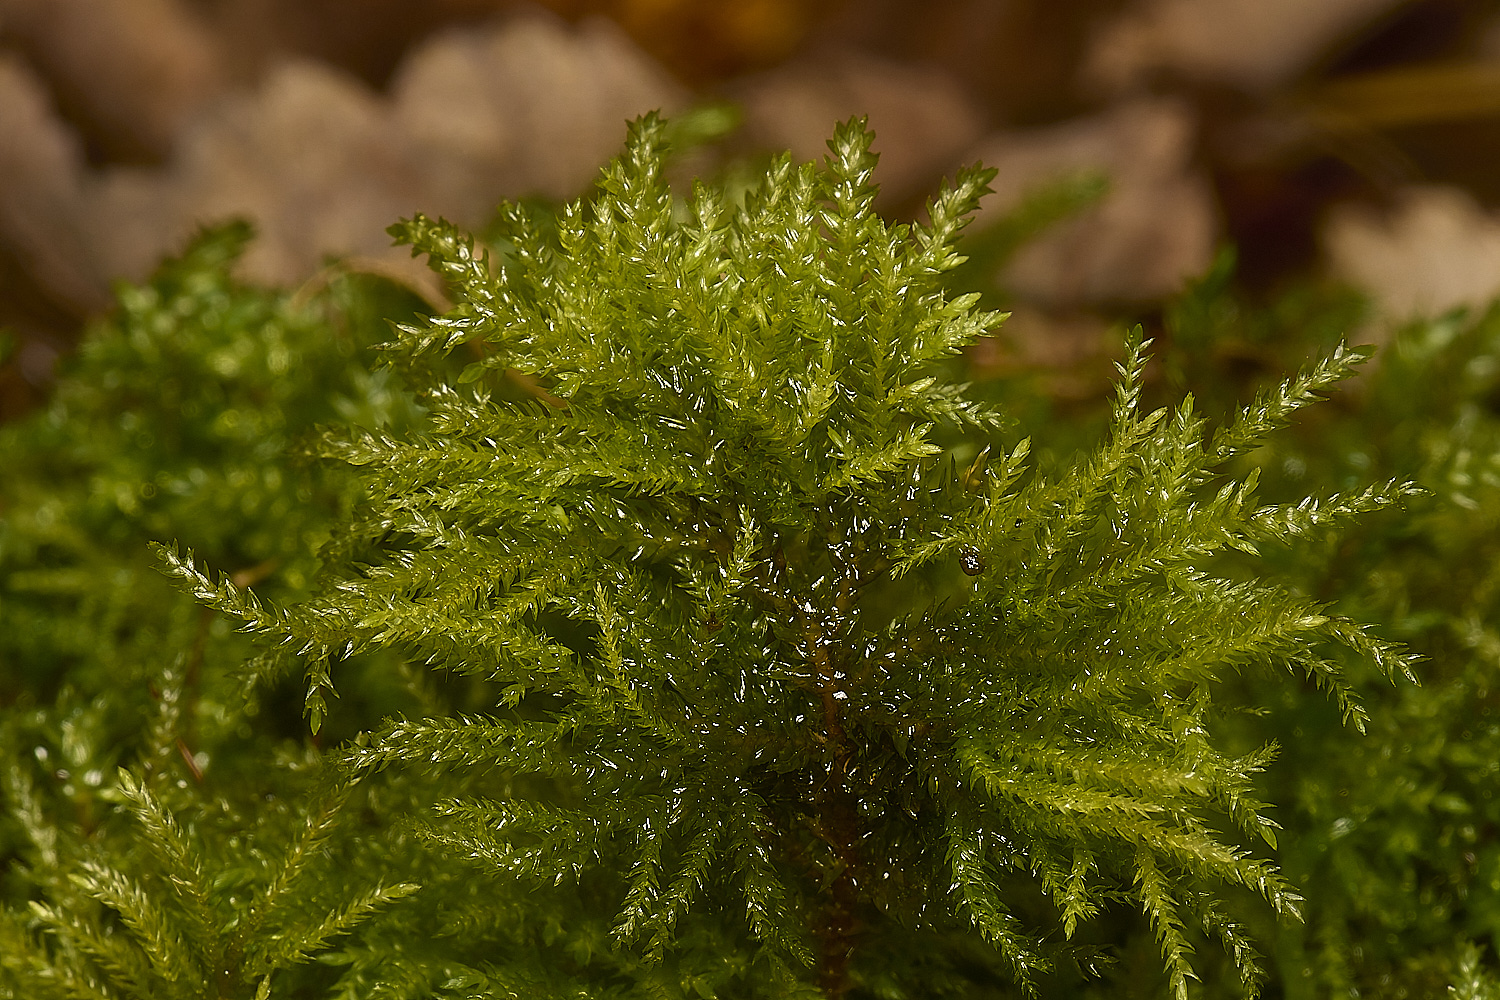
[1211,342,1372,463]
[1135,851,1198,1000]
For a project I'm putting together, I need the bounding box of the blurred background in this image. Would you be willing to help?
[6,0,1500,417]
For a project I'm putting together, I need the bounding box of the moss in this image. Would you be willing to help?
[0,116,1438,1000]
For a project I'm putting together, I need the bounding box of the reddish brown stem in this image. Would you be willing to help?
[803,612,865,999]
